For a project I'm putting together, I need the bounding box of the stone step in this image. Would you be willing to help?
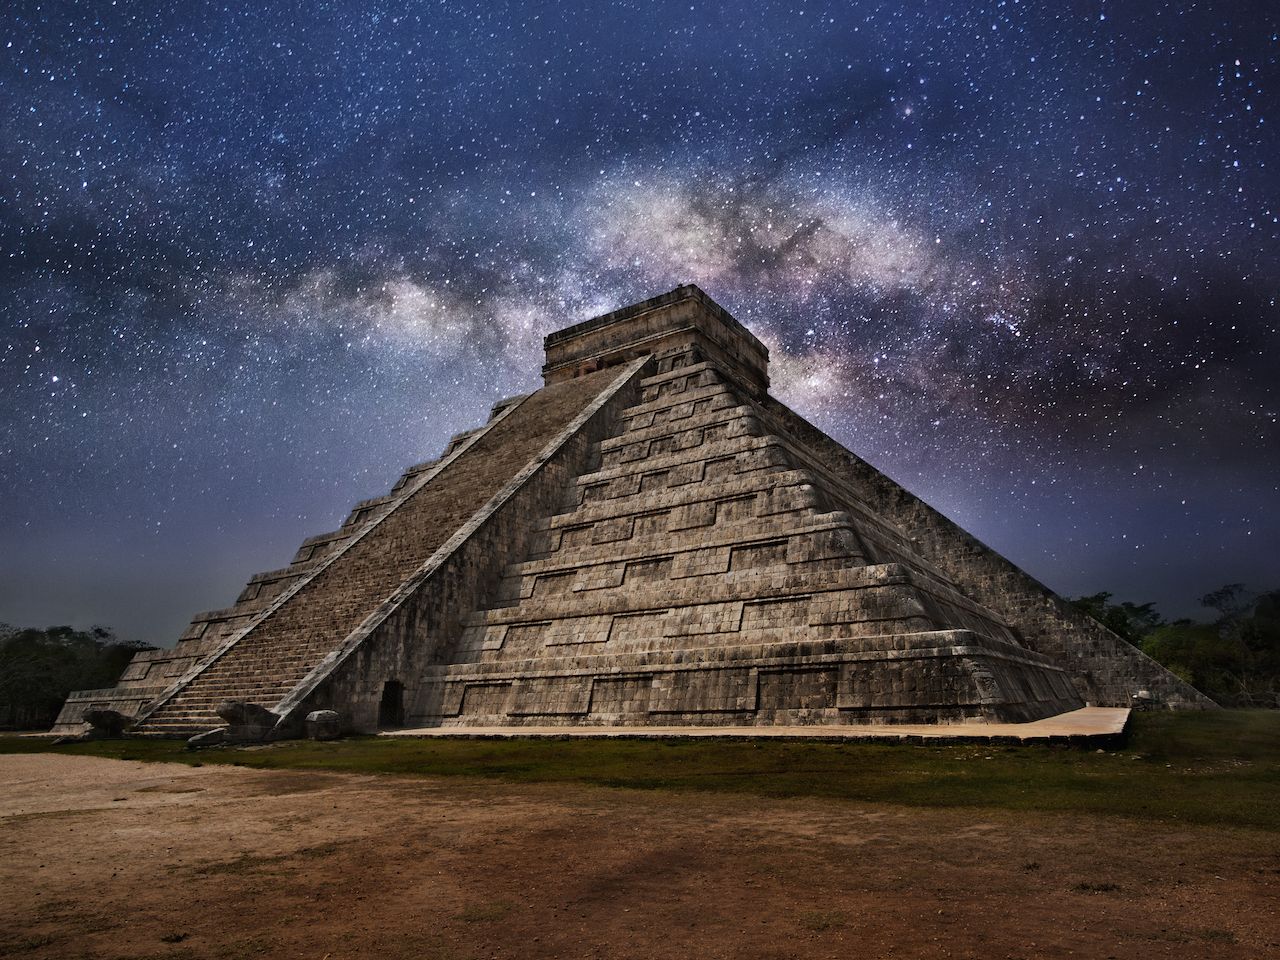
[458,562,1014,645]
[462,563,909,628]
[423,628,1068,692]
[553,454,927,567]
[636,359,718,390]
[165,690,287,705]
[513,519,965,613]
[566,454,787,513]
[598,417,761,470]
[568,434,786,491]
[547,469,819,530]
[499,512,861,583]
[596,404,756,454]
[606,386,736,426]
[481,558,1012,635]
[459,613,944,659]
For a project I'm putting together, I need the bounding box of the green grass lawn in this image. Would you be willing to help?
[4,710,1277,831]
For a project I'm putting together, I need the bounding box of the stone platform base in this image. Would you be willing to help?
[382,706,1129,743]
[48,687,167,737]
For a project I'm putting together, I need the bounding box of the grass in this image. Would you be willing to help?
[3,710,1277,831]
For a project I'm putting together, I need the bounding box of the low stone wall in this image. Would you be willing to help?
[50,687,167,736]
[413,630,1080,727]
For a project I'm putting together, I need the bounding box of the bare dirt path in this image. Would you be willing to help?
[2,754,1276,960]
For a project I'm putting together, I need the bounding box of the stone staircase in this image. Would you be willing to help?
[134,366,628,737]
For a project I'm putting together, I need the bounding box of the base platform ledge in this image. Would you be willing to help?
[379,706,1130,743]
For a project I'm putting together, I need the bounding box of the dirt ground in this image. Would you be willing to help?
[2,755,1277,960]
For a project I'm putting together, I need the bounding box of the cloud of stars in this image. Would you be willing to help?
[1,1,1277,641]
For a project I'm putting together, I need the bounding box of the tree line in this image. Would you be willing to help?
[0,624,155,730]
[1072,584,1280,708]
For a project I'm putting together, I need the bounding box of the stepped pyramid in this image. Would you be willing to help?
[54,285,1210,738]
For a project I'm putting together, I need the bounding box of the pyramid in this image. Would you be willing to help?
[53,285,1210,738]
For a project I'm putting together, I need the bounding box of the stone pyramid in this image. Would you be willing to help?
[54,285,1209,738]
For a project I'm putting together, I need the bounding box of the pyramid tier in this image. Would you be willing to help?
[415,629,1079,727]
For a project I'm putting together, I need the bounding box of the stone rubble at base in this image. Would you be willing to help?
[51,285,1212,740]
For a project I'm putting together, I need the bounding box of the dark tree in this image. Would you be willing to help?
[1070,592,1165,644]
[1073,585,1279,707]
[0,624,155,730]
[1142,587,1279,707]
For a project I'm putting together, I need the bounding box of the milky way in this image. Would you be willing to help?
[2,1,1277,642]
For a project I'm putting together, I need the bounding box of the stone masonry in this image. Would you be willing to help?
[52,285,1209,738]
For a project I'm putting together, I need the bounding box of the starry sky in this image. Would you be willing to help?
[2,1,1277,645]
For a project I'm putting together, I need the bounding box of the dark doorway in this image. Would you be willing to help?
[378,680,405,728]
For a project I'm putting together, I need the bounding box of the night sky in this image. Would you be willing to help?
[2,2,1276,645]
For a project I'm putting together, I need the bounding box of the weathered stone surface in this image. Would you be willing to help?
[186,728,227,748]
[53,284,1209,738]
[81,708,129,738]
[214,700,274,727]
[212,700,276,740]
[305,710,341,740]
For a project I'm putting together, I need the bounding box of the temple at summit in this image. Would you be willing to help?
[54,285,1210,739]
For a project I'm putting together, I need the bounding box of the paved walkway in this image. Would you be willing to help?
[382,706,1130,742]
